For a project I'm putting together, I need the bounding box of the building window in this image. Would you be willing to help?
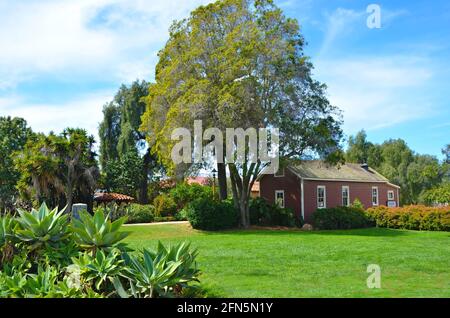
[388,190,394,200]
[372,187,379,206]
[274,167,284,177]
[275,190,285,208]
[342,186,350,207]
[317,186,326,209]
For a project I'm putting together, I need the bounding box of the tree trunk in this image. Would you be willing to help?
[66,184,73,214]
[228,162,261,229]
[139,150,151,204]
[217,162,228,200]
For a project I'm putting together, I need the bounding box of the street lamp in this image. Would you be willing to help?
[212,168,217,198]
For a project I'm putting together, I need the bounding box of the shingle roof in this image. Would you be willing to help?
[288,160,389,182]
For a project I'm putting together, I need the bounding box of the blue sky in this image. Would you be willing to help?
[0,0,449,159]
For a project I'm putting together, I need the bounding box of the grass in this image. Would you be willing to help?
[124,223,450,298]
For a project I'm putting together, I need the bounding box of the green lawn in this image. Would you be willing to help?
[124,223,450,298]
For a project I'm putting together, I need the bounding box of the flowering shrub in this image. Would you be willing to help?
[366,205,450,231]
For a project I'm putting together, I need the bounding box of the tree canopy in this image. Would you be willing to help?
[14,128,99,212]
[346,130,446,204]
[140,0,343,227]
[0,116,32,212]
[98,80,160,203]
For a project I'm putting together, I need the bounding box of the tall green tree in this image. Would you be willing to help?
[14,128,99,212]
[345,130,382,167]
[443,144,450,164]
[103,150,144,197]
[99,80,159,203]
[346,132,446,204]
[98,103,121,169]
[0,117,32,212]
[141,0,343,227]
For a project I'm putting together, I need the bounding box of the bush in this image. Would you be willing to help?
[169,183,212,211]
[366,205,450,231]
[351,198,364,210]
[126,204,155,224]
[312,206,373,230]
[185,197,238,231]
[249,197,301,227]
[153,194,177,217]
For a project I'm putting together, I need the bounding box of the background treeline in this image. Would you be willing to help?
[345,130,449,205]
[0,80,165,214]
[1,84,448,214]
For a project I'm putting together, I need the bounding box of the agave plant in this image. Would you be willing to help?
[0,215,19,265]
[72,248,124,291]
[15,203,69,249]
[71,209,130,254]
[113,242,200,298]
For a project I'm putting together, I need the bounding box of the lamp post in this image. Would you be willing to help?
[212,168,217,198]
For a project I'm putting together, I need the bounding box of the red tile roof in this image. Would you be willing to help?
[93,192,134,203]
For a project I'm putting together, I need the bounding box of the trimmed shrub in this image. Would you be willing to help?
[249,197,301,227]
[153,194,177,217]
[126,204,155,224]
[366,205,450,231]
[185,197,238,231]
[312,206,373,230]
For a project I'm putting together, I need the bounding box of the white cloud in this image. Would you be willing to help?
[0,0,213,87]
[313,55,435,132]
[0,90,115,141]
[318,6,409,57]
[319,8,364,56]
[0,0,215,144]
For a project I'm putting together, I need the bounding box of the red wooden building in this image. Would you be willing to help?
[259,161,400,223]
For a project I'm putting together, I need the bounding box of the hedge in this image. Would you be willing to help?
[312,206,374,230]
[366,205,450,231]
[185,197,238,231]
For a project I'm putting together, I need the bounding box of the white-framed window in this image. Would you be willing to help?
[317,186,326,209]
[274,167,285,177]
[342,186,350,207]
[388,190,394,201]
[275,190,285,208]
[372,187,379,206]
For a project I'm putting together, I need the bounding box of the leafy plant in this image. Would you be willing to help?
[71,209,130,254]
[153,194,177,217]
[366,205,450,231]
[72,249,124,291]
[249,197,300,227]
[169,183,212,211]
[351,198,365,210]
[312,206,373,230]
[15,203,69,249]
[0,215,19,265]
[185,197,238,231]
[114,242,200,298]
[126,204,155,224]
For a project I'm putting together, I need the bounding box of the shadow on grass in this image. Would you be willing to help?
[202,227,410,237]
